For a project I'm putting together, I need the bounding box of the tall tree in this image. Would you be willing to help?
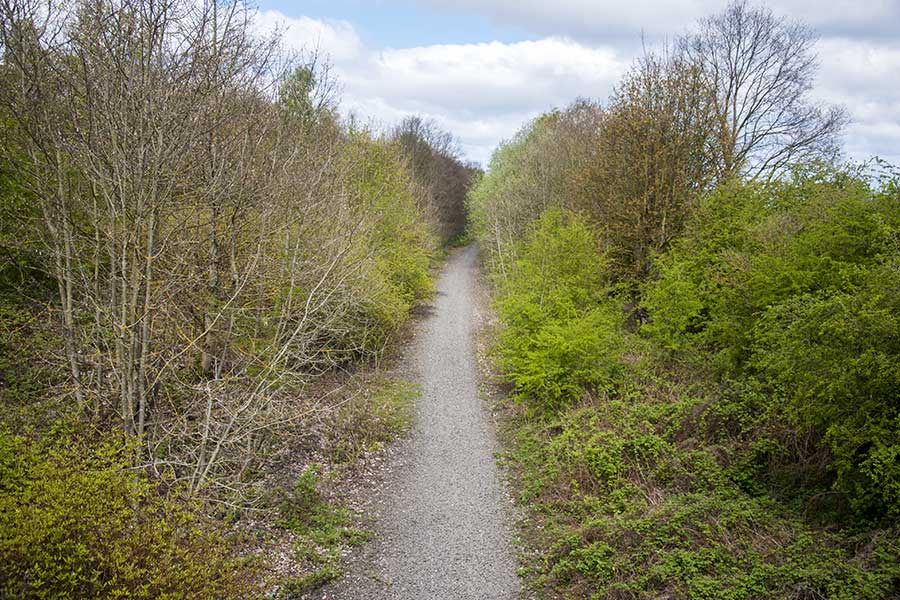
[680,0,847,179]
[575,53,718,282]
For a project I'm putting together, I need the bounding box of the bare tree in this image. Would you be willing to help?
[680,0,847,180]
[0,0,285,437]
[391,116,471,243]
[0,0,435,504]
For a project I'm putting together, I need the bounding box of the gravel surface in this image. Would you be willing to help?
[315,245,521,600]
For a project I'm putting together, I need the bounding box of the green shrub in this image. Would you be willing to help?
[500,307,625,407]
[279,465,323,529]
[0,428,254,599]
[466,116,568,274]
[642,167,900,520]
[496,209,625,408]
[643,169,898,368]
[325,378,419,465]
[475,118,900,594]
[346,132,435,306]
[505,371,900,600]
[750,263,900,518]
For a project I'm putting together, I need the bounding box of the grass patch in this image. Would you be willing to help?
[323,377,419,467]
[274,377,419,595]
[275,465,372,596]
[279,567,342,597]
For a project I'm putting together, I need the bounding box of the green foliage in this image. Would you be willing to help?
[251,131,438,372]
[0,134,60,426]
[643,168,900,520]
[279,465,323,527]
[0,10,442,598]
[0,428,254,599]
[750,266,900,518]
[643,170,897,363]
[278,66,321,125]
[278,567,342,598]
[343,133,435,334]
[0,160,46,296]
[446,230,473,248]
[495,209,625,409]
[466,115,574,276]
[505,366,900,600]
[481,163,900,597]
[465,122,534,252]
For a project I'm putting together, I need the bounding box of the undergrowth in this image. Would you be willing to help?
[481,168,900,598]
[502,359,900,599]
[275,465,371,598]
[274,378,419,596]
[323,378,420,468]
[0,427,256,599]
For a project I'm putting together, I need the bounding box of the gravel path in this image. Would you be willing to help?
[317,245,521,600]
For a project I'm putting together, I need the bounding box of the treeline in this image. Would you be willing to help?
[0,0,471,596]
[471,2,900,598]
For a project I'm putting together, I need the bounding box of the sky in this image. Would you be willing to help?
[252,0,900,167]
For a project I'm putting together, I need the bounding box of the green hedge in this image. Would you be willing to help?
[643,168,900,520]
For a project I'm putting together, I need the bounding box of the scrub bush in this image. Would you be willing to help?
[643,168,900,520]
[0,428,254,599]
[495,209,625,409]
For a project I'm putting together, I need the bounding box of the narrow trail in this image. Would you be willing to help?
[318,245,521,600]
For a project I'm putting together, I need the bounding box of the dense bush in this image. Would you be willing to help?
[573,52,718,282]
[0,129,63,429]
[495,209,625,409]
[470,4,896,597]
[0,299,64,427]
[643,169,900,520]
[0,1,458,595]
[346,132,435,309]
[473,92,899,599]
[0,0,445,497]
[0,428,253,599]
[391,116,476,244]
[508,375,900,599]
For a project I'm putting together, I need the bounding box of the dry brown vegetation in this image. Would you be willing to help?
[0,0,472,595]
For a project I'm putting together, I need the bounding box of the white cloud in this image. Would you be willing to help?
[252,10,363,62]
[814,38,900,165]
[346,39,625,163]
[254,7,900,167]
[257,9,627,164]
[347,40,623,116]
[413,0,900,42]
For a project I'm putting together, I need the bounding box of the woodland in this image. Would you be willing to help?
[0,0,472,595]
[1,0,898,598]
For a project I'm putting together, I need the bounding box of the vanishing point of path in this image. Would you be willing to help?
[318,245,521,600]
